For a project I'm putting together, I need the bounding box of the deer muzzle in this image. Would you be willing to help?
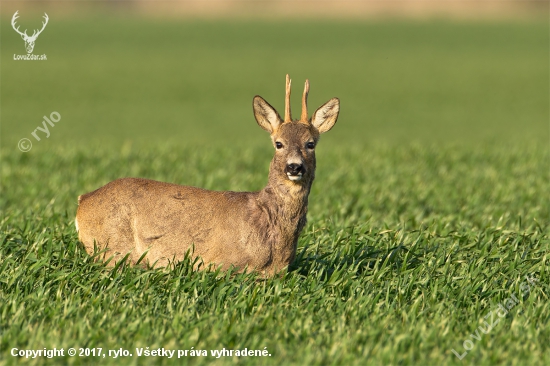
[286,163,305,181]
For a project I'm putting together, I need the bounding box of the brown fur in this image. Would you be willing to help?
[75,75,340,276]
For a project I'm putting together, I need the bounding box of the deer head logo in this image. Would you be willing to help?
[11,11,49,54]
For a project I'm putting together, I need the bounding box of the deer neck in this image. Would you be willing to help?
[256,166,314,270]
[263,165,313,218]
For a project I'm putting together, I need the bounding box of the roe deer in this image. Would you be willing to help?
[75,75,340,276]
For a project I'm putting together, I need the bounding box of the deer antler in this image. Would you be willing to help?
[301,79,310,122]
[11,11,29,38]
[284,74,292,123]
[30,13,49,39]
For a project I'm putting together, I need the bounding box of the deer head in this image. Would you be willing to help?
[253,75,340,189]
[11,11,49,54]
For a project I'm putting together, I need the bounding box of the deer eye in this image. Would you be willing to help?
[275,142,283,149]
[306,142,315,150]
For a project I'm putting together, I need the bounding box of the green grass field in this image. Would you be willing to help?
[1,14,549,365]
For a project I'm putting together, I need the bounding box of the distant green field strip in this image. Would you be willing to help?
[2,19,547,147]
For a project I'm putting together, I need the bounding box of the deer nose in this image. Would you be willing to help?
[286,163,304,176]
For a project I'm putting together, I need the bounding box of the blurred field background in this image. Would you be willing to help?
[1,1,548,148]
[1,1,549,365]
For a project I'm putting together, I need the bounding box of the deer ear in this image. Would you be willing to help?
[253,96,282,133]
[311,98,340,134]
